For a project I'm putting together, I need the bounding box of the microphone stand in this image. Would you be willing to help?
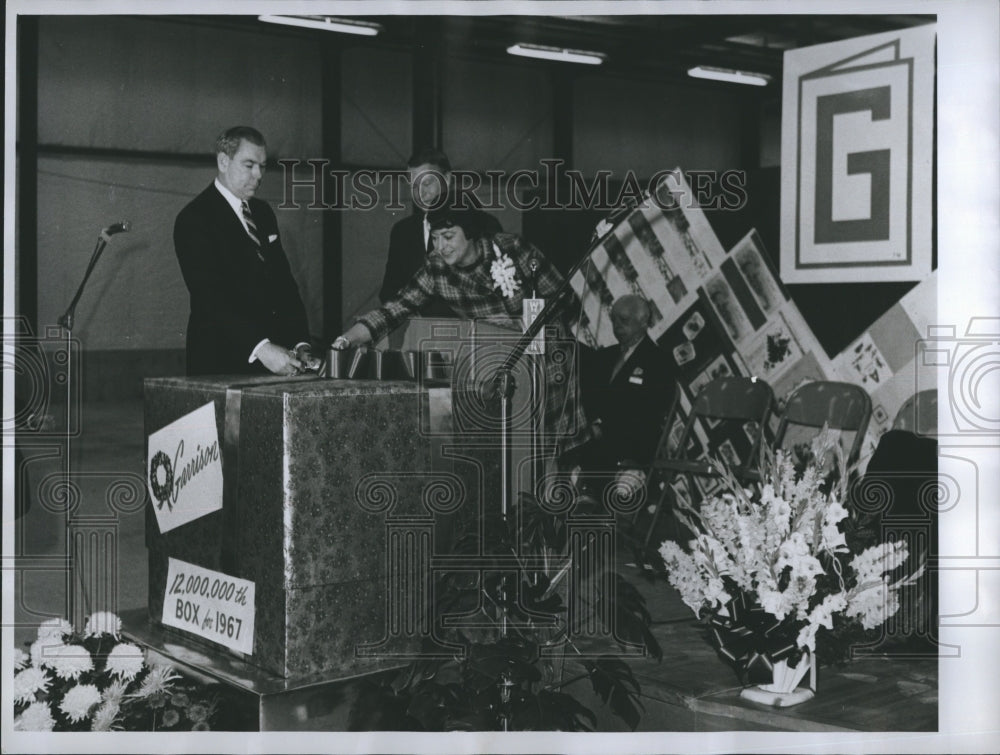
[56,228,117,624]
[59,231,114,332]
[490,220,626,730]
[492,202,642,525]
[489,197,645,729]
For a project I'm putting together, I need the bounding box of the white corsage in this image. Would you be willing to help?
[490,242,521,299]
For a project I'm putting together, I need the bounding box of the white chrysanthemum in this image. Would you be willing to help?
[105,642,145,681]
[30,638,62,668]
[14,647,30,671]
[47,643,94,680]
[36,617,74,641]
[91,700,122,732]
[14,666,51,705]
[132,664,181,698]
[31,638,69,667]
[13,701,56,731]
[102,678,129,708]
[59,683,102,722]
[84,611,122,639]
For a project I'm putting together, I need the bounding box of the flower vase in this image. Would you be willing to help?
[739,650,816,707]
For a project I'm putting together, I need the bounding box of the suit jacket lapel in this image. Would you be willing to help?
[610,337,649,387]
[211,184,265,263]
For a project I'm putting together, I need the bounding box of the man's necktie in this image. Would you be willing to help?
[242,201,265,262]
[610,346,629,382]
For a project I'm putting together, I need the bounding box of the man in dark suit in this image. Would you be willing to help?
[174,126,315,376]
[378,148,502,317]
[579,295,677,476]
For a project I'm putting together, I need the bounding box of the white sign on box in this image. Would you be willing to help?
[146,401,223,533]
[162,557,255,655]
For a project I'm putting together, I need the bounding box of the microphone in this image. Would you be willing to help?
[101,220,132,239]
[592,189,652,241]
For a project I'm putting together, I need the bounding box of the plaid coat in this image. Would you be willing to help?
[358,232,587,454]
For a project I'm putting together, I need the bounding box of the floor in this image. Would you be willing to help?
[11,398,938,733]
[13,398,149,647]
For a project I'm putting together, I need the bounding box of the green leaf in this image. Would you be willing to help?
[584,657,644,731]
[521,574,566,615]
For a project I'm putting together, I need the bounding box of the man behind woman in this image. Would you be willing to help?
[335,204,588,459]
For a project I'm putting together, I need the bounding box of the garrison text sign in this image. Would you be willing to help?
[147,401,223,533]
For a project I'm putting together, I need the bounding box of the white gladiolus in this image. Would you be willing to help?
[657,447,921,655]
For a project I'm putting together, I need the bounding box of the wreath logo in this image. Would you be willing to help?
[149,451,174,511]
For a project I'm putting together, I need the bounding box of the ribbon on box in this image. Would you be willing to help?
[709,591,799,685]
[220,376,317,576]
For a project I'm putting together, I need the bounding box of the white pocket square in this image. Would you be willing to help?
[268,233,279,243]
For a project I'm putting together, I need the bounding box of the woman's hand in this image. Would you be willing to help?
[331,322,373,350]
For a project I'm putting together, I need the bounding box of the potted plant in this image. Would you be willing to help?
[349,489,662,730]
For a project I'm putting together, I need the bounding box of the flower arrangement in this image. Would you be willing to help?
[657,434,922,684]
[13,612,222,731]
[490,242,521,299]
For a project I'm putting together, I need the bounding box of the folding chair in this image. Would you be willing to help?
[640,377,776,550]
[774,380,872,467]
[853,389,940,652]
[893,389,937,436]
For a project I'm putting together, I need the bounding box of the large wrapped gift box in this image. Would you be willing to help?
[144,375,451,679]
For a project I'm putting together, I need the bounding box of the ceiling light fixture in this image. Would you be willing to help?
[687,65,772,86]
[258,15,382,37]
[507,43,606,66]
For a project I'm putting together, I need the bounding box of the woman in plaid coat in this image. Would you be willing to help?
[333,206,587,458]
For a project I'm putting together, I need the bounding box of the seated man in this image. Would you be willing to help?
[576,294,678,489]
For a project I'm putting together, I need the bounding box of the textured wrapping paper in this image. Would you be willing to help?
[144,375,445,678]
